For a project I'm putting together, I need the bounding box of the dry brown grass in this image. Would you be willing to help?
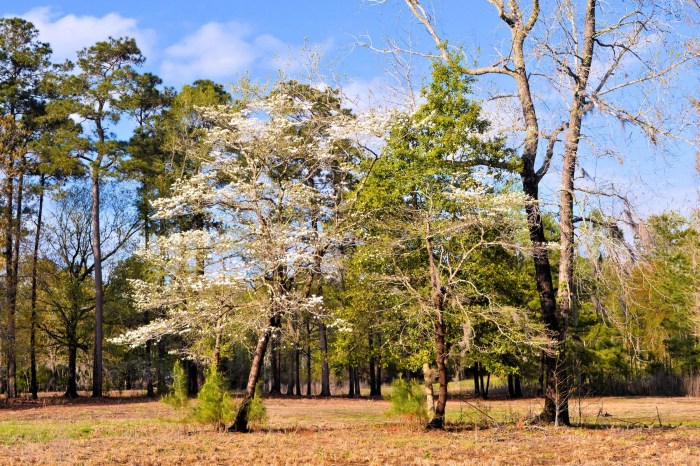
[1,396,699,465]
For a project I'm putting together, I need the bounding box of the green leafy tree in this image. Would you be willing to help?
[0,17,52,399]
[351,61,545,429]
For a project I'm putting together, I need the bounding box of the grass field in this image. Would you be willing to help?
[1,394,699,465]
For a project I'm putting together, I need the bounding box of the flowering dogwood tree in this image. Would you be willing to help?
[115,80,394,432]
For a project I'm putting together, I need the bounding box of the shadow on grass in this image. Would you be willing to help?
[0,394,160,411]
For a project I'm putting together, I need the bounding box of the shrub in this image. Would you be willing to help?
[192,367,234,431]
[386,378,428,424]
[162,361,189,412]
[246,381,268,428]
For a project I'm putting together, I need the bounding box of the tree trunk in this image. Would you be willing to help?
[484,373,491,400]
[294,349,301,396]
[522,168,566,423]
[368,333,378,396]
[402,0,575,426]
[353,368,360,396]
[423,363,436,418]
[157,339,166,395]
[514,374,523,398]
[65,343,79,398]
[425,227,448,429]
[473,362,480,397]
[428,316,448,428]
[319,321,331,397]
[229,314,278,432]
[305,318,312,396]
[508,374,515,399]
[558,0,596,335]
[142,212,154,397]
[29,175,45,400]
[187,361,198,395]
[512,19,568,424]
[9,169,23,397]
[270,334,281,394]
[348,366,355,397]
[287,347,295,395]
[145,339,154,397]
[546,0,597,428]
[212,326,222,370]
[91,169,104,397]
[479,370,485,398]
[197,365,204,391]
[4,173,16,399]
[537,351,545,396]
[375,363,382,396]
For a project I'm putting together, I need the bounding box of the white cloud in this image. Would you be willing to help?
[159,21,331,85]
[10,7,157,63]
[160,21,257,84]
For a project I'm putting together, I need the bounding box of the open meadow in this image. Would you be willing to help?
[1,395,699,465]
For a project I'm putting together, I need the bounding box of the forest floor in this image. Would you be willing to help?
[1,394,699,465]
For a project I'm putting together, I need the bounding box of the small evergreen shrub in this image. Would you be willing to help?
[386,378,428,424]
[192,367,234,431]
[246,381,268,428]
[162,361,189,413]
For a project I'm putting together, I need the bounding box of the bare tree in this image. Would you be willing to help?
[377,0,698,424]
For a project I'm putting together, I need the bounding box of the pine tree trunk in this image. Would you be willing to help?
[287,347,295,395]
[4,173,16,399]
[319,321,330,397]
[305,318,312,396]
[294,349,301,396]
[29,175,44,400]
[10,169,22,397]
[91,168,104,398]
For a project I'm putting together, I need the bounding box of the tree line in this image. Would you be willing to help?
[1,0,699,433]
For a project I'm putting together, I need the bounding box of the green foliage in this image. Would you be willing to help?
[162,361,189,412]
[191,367,234,431]
[245,381,268,428]
[386,378,428,424]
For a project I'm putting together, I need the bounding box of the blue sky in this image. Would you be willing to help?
[3,1,698,218]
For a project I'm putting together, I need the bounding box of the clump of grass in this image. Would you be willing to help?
[192,367,234,432]
[386,378,428,424]
[246,381,268,428]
